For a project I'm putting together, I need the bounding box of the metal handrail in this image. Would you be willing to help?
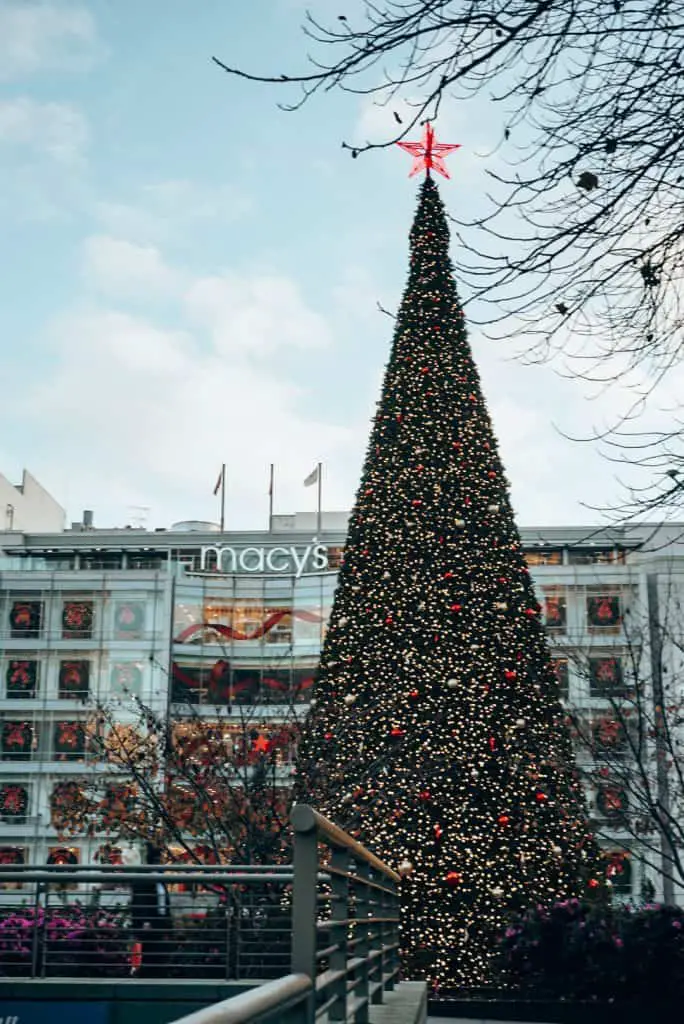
[169,974,312,1024]
[290,803,401,884]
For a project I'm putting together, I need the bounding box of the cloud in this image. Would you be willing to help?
[0,2,97,81]
[184,272,333,357]
[0,97,88,163]
[94,180,253,246]
[82,236,182,301]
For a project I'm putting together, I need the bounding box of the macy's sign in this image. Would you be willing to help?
[199,542,329,578]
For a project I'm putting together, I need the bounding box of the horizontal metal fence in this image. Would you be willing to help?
[0,863,293,980]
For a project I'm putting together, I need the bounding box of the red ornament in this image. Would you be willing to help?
[451,603,462,612]
[390,727,405,738]
[452,441,461,449]
[535,791,548,802]
[385,615,393,625]
[434,824,443,839]
[324,732,333,741]
[412,499,423,506]
[420,366,430,374]
[498,814,510,826]
[489,737,496,751]
[488,470,496,478]
[396,122,461,179]
[587,878,600,889]
[443,571,454,579]
[396,414,403,422]
[525,608,538,617]
[416,464,424,471]
[419,789,431,801]
[408,689,420,699]
[504,669,517,682]
[445,870,462,887]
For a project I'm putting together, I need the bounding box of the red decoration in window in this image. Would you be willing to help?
[0,784,28,818]
[58,661,89,698]
[1,722,33,758]
[587,595,621,628]
[62,601,93,639]
[6,660,38,697]
[9,601,42,638]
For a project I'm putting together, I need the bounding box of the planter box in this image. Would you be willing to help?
[427,998,678,1023]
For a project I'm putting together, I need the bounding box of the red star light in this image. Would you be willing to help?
[397,123,461,179]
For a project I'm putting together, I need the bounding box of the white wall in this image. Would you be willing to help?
[0,469,65,533]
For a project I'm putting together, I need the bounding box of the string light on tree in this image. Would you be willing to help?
[295,128,600,988]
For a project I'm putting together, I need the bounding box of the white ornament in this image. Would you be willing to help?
[454,518,465,527]
[344,693,357,706]
[516,718,526,728]
[383,571,391,579]
[338,616,349,627]
[446,678,458,689]
[494,601,508,611]
[398,859,414,877]
[309,699,317,707]
[471,769,479,779]
[487,504,500,513]
[551,845,562,855]
[491,886,504,898]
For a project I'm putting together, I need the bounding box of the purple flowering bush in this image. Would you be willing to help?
[495,899,684,1002]
[0,905,131,978]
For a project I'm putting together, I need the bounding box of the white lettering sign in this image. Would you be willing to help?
[199,543,329,578]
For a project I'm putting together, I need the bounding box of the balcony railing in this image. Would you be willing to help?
[0,805,401,1023]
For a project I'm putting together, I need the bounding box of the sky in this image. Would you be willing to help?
[0,0,659,532]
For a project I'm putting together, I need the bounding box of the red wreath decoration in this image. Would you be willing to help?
[58,661,89,698]
[62,601,93,639]
[47,847,79,866]
[0,847,25,866]
[115,602,144,636]
[111,663,143,694]
[0,784,28,817]
[588,595,621,627]
[54,721,85,759]
[2,721,33,755]
[544,596,566,628]
[597,785,628,819]
[9,601,42,636]
[6,660,38,697]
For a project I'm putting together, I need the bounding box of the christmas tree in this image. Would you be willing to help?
[295,147,600,988]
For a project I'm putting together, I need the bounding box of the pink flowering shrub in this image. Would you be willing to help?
[0,905,130,977]
[495,900,684,1002]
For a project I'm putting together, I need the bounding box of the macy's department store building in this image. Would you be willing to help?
[1,509,683,902]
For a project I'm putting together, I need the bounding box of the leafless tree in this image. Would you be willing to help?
[561,578,684,900]
[50,690,303,867]
[215,0,684,513]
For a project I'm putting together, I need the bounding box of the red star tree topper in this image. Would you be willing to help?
[396,123,460,178]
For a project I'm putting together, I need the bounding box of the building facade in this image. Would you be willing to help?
[0,513,682,903]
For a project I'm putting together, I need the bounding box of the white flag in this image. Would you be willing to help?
[303,465,319,487]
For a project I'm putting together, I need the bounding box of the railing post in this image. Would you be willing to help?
[328,846,349,1021]
[291,804,318,1024]
[371,869,384,1004]
[353,859,371,1024]
[386,875,399,992]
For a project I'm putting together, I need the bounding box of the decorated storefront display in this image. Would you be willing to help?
[47,846,79,866]
[114,601,145,638]
[587,594,622,629]
[62,600,94,639]
[1,721,34,760]
[53,721,86,761]
[50,780,92,833]
[592,716,628,756]
[58,660,90,698]
[6,659,38,698]
[543,593,566,630]
[0,783,29,820]
[601,849,632,893]
[596,784,629,820]
[110,662,143,696]
[0,846,26,888]
[9,600,42,638]
[589,656,624,695]
[550,658,569,697]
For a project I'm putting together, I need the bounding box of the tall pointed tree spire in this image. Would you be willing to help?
[296,177,599,987]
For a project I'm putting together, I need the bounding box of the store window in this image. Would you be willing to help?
[8,600,43,639]
[0,783,29,823]
[58,660,90,699]
[0,846,26,889]
[110,662,143,698]
[1,721,35,760]
[589,656,625,697]
[587,592,623,633]
[62,600,94,640]
[550,658,569,698]
[47,846,80,866]
[601,849,632,895]
[592,716,631,759]
[596,784,629,822]
[6,659,39,698]
[114,601,146,639]
[543,590,567,632]
[523,549,563,566]
[53,721,87,761]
